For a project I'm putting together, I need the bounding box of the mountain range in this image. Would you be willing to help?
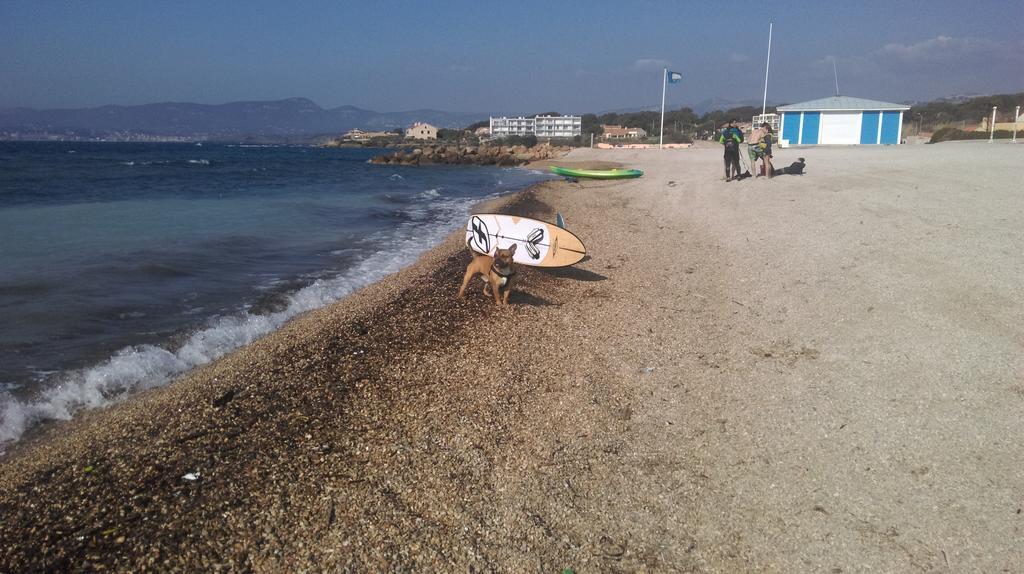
[1,96,784,142]
[600,97,775,117]
[0,98,488,140]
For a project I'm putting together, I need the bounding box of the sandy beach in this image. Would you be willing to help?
[2,141,1023,572]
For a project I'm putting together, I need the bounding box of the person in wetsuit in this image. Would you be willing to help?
[717,119,744,180]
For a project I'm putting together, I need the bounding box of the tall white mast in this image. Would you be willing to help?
[660,68,667,149]
[833,57,840,96]
[762,22,773,116]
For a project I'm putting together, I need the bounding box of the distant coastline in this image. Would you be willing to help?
[0,131,334,145]
[0,97,487,144]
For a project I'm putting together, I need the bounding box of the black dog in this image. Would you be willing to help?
[772,158,806,176]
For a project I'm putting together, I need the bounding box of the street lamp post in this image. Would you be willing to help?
[916,113,923,136]
[1013,106,1020,144]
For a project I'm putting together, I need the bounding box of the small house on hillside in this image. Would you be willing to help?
[602,125,647,139]
[777,96,910,145]
[406,122,438,140]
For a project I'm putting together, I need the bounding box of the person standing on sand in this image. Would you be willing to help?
[761,122,775,179]
[750,122,774,179]
[718,119,744,180]
[747,123,763,175]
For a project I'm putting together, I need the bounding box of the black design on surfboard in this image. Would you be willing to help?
[468,216,491,254]
[525,228,543,259]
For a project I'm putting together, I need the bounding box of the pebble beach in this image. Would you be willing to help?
[2,142,1023,572]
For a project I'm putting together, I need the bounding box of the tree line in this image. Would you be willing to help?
[908,92,1024,130]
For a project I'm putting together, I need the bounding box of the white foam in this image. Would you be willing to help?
[0,192,497,450]
[187,159,210,166]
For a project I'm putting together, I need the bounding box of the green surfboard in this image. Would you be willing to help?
[549,166,644,180]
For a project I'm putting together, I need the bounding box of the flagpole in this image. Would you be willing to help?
[762,22,773,116]
[660,68,667,149]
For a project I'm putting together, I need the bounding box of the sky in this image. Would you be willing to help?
[1,0,1022,114]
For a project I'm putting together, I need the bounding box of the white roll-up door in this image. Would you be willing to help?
[819,112,862,145]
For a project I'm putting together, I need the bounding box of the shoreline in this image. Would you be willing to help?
[0,177,557,460]
[0,178,584,570]
[0,155,558,454]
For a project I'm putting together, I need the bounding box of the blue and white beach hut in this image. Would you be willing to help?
[777,96,911,146]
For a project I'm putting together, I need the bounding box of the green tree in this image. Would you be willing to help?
[437,128,464,141]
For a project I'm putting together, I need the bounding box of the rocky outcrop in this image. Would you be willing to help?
[370,143,566,167]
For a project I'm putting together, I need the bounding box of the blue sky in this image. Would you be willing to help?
[1,0,1021,113]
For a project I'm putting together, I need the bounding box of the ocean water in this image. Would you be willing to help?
[0,142,551,448]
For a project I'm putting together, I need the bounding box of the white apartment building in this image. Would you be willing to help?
[489,117,535,137]
[535,115,582,138]
[489,115,582,138]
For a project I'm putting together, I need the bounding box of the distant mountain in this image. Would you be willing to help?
[934,93,990,104]
[0,98,488,140]
[688,97,772,116]
[597,105,662,115]
[598,98,775,117]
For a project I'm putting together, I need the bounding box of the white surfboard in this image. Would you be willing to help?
[466,213,586,268]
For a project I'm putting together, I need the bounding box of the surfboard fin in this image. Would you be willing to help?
[555,213,566,229]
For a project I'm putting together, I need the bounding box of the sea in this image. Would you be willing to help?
[0,142,552,449]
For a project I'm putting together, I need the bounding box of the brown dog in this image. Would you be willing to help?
[458,244,517,305]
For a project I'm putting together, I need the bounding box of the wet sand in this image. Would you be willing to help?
[2,141,1023,572]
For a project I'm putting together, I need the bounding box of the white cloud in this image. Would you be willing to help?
[729,53,750,64]
[871,36,1023,71]
[632,58,672,72]
[802,36,1024,101]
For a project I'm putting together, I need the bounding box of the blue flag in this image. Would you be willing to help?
[668,71,683,83]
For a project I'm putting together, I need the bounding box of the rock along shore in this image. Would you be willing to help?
[370,143,568,167]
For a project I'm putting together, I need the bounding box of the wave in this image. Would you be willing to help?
[380,188,441,206]
[0,193,494,450]
[119,159,210,166]
[379,193,411,205]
